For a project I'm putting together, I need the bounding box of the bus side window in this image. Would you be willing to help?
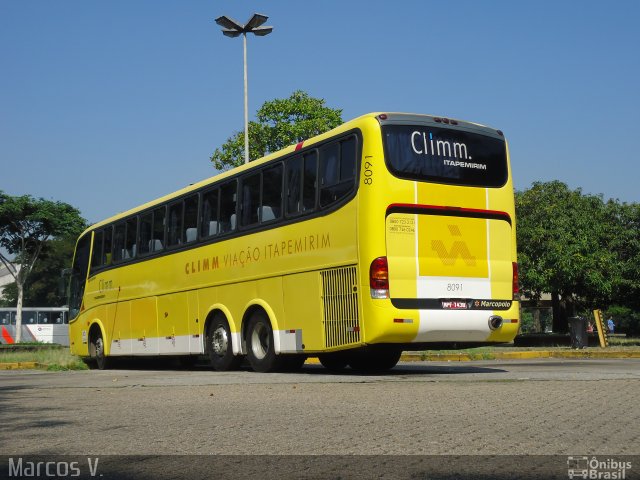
[125,217,137,259]
[219,181,237,233]
[340,136,357,181]
[139,212,153,255]
[200,188,219,238]
[0,312,10,325]
[103,226,113,266]
[320,137,356,207]
[152,206,165,252]
[303,151,318,212]
[261,164,283,223]
[184,194,199,243]
[113,222,126,262]
[91,229,104,271]
[168,202,183,247]
[286,155,302,216]
[240,173,260,227]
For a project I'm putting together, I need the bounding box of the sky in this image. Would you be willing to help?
[1,0,639,224]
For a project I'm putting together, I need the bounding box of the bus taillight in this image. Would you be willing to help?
[370,256,389,299]
[512,262,519,299]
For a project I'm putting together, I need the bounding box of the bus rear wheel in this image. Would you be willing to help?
[348,347,402,373]
[207,314,242,371]
[246,311,282,373]
[318,352,349,372]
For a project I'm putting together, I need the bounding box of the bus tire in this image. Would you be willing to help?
[318,352,349,372]
[348,347,401,372]
[207,314,242,371]
[246,311,282,373]
[92,329,111,370]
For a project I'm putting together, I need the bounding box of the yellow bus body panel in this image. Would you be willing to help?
[70,113,518,359]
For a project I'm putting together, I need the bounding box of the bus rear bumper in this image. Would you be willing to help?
[363,299,519,345]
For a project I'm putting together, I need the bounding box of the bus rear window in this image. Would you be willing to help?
[382,125,507,187]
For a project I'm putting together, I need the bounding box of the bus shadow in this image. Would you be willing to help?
[102,358,507,376]
[300,363,508,376]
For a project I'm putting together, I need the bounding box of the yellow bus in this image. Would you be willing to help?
[68,112,519,372]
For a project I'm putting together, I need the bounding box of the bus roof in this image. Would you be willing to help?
[80,112,503,235]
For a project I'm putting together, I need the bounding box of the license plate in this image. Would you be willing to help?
[441,300,468,310]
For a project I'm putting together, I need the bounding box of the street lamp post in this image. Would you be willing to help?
[215,13,273,165]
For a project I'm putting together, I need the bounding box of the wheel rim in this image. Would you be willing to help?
[95,337,104,359]
[211,326,228,356]
[250,322,269,360]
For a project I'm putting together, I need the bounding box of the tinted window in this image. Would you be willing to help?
[286,155,302,215]
[319,137,357,207]
[261,164,283,223]
[152,207,165,252]
[113,222,126,262]
[139,212,153,255]
[201,188,219,237]
[91,230,104,269]
[125,217,137,259]
[320,143,339,188]
[103,227,113,266]
[340,137,356,180]
[168,202,183,247]
[69,234,91,319]
[184,195,198,243]
[382,125,507,187]
[240,173,260,227]
[219,181,237,233]
[303,151,317,211]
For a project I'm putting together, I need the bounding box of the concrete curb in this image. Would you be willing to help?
[0,362,41,370]
[399,350,640,362]
[306,350,640,365]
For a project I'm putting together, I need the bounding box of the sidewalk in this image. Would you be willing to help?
[2,348,639,370]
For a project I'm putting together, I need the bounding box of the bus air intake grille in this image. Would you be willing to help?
[320,265,360,348]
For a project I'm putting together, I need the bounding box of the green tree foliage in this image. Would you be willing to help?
[515,181,617,331]
[0,235,78,307]
[210,90,343,170]
[605,201,640,311]
[0,192,86,342]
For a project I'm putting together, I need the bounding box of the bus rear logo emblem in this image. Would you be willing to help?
[431,225,477,267]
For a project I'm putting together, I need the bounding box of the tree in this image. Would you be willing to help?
[515,181,616,332]
[210,90,343,170]
[0,235,79,307]
[605,201,640,311]
[0,192,86,342]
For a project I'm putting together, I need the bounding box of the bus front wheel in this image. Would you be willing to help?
[246,311,282,373]
[207,314,242,371]
[91,329,111,370]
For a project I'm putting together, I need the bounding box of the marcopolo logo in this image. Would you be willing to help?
[567,456,632,479]
[410,130,487,170]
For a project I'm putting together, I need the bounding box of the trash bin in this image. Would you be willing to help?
[568,316,587,349]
